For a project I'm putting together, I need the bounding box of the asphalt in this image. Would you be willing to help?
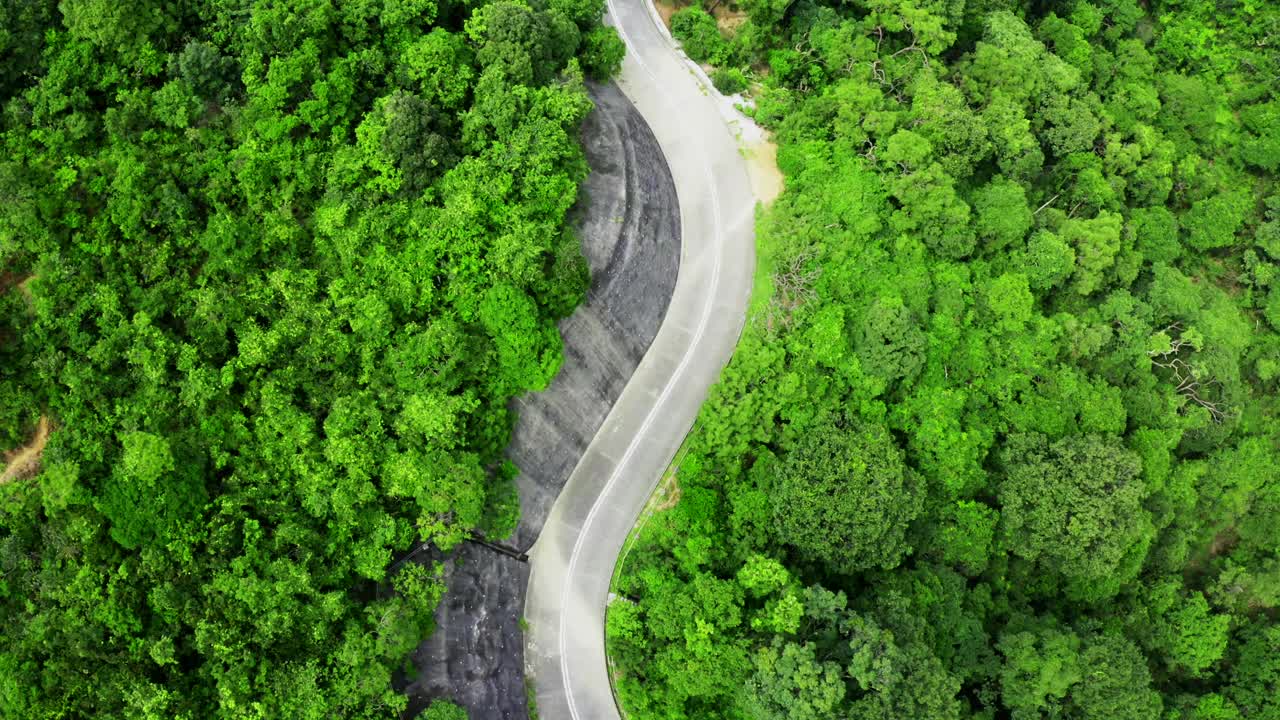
[522,1,760,718]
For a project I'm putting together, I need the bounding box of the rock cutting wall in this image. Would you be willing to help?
[405,81,680,719]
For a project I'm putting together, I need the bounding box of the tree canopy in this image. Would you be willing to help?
[612,1,1280,718]
[0,0,622,717]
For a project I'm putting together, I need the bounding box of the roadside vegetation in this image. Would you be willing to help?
[0,0,622,717]
[611,1,1280,718]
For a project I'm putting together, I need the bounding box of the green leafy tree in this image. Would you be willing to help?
[1157,592,1230,677]
[1241,101,1280,171]
[403,29,476,110]
[998,624,1083,719]
[737,554,792,597]
[607,2,1280,718]
[581,26,625,79]
[1130,206,1181,264]
[889,163,977,258]
[479,283,564,394]
[0,0,611,715]
[1062,211,1123,296]
[420,700,469,720]
[1225,625,1280,720]
[468,1,578,86]
[97,430,205,550]
[856,296,927,389]
[740,639,847,720]
[999,434,1153,600]
[937,501,998,575]
[986,273,1035,331]
[1022,230,1077,291]
[973,177,1034,251]
[847,614,963,720]
[671,7,729,65]
[1183,192,1251,251]
[1072,634,1163,719]
[773,422,923,574]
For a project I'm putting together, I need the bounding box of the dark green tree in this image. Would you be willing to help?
[773,422,922,574]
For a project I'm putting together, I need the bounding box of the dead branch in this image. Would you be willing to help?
[1147,323,1229,423]
[888,16,930,68]
[1034,194,1060,215]
[762,246,822,332]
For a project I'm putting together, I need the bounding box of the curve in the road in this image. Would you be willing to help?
[405,80,680,720]
[523,1,762,719]
[556,8,729,717]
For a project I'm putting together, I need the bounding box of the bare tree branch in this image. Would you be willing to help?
[1147,323,1229,423]
[761,246,822,333]
[1034,194,1060,215]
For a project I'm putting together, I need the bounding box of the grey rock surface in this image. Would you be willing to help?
[523,1,761,718]
[403,80,679,720]
[508,80,680,554]
[406,544,529,719]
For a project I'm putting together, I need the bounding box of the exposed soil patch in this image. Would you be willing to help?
[1,272,35,308]
[1208,527,1239,558]
[17,276,34,305]
[653,467,683,513]
[2,415,51,485]
[745,139,784,206]
[1185,526,1241,578]
[708,2,749,33]
[654,0,677,29]
[654,0,748,32]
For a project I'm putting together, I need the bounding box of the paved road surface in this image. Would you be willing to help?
[405,80,680,720]
[522,1,759,718]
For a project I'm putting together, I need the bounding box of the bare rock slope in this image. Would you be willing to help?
[405,80,679,719]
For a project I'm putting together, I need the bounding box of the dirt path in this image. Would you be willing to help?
[17,276,34,305]
[1,272,36,311]
[2,415,50,484]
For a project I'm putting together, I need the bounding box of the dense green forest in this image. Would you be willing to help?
[0,0,621,717]
[611,0,1280,718]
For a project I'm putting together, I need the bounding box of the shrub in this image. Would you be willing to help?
[581,25,626,79]
[711,66,748,94]
[671,6,728,64]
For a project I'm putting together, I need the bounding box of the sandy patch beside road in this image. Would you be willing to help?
[745,138,783,206]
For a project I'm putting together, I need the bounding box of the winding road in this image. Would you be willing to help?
[523,1,761,718]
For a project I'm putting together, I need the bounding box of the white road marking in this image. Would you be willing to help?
[558,2,731,719]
